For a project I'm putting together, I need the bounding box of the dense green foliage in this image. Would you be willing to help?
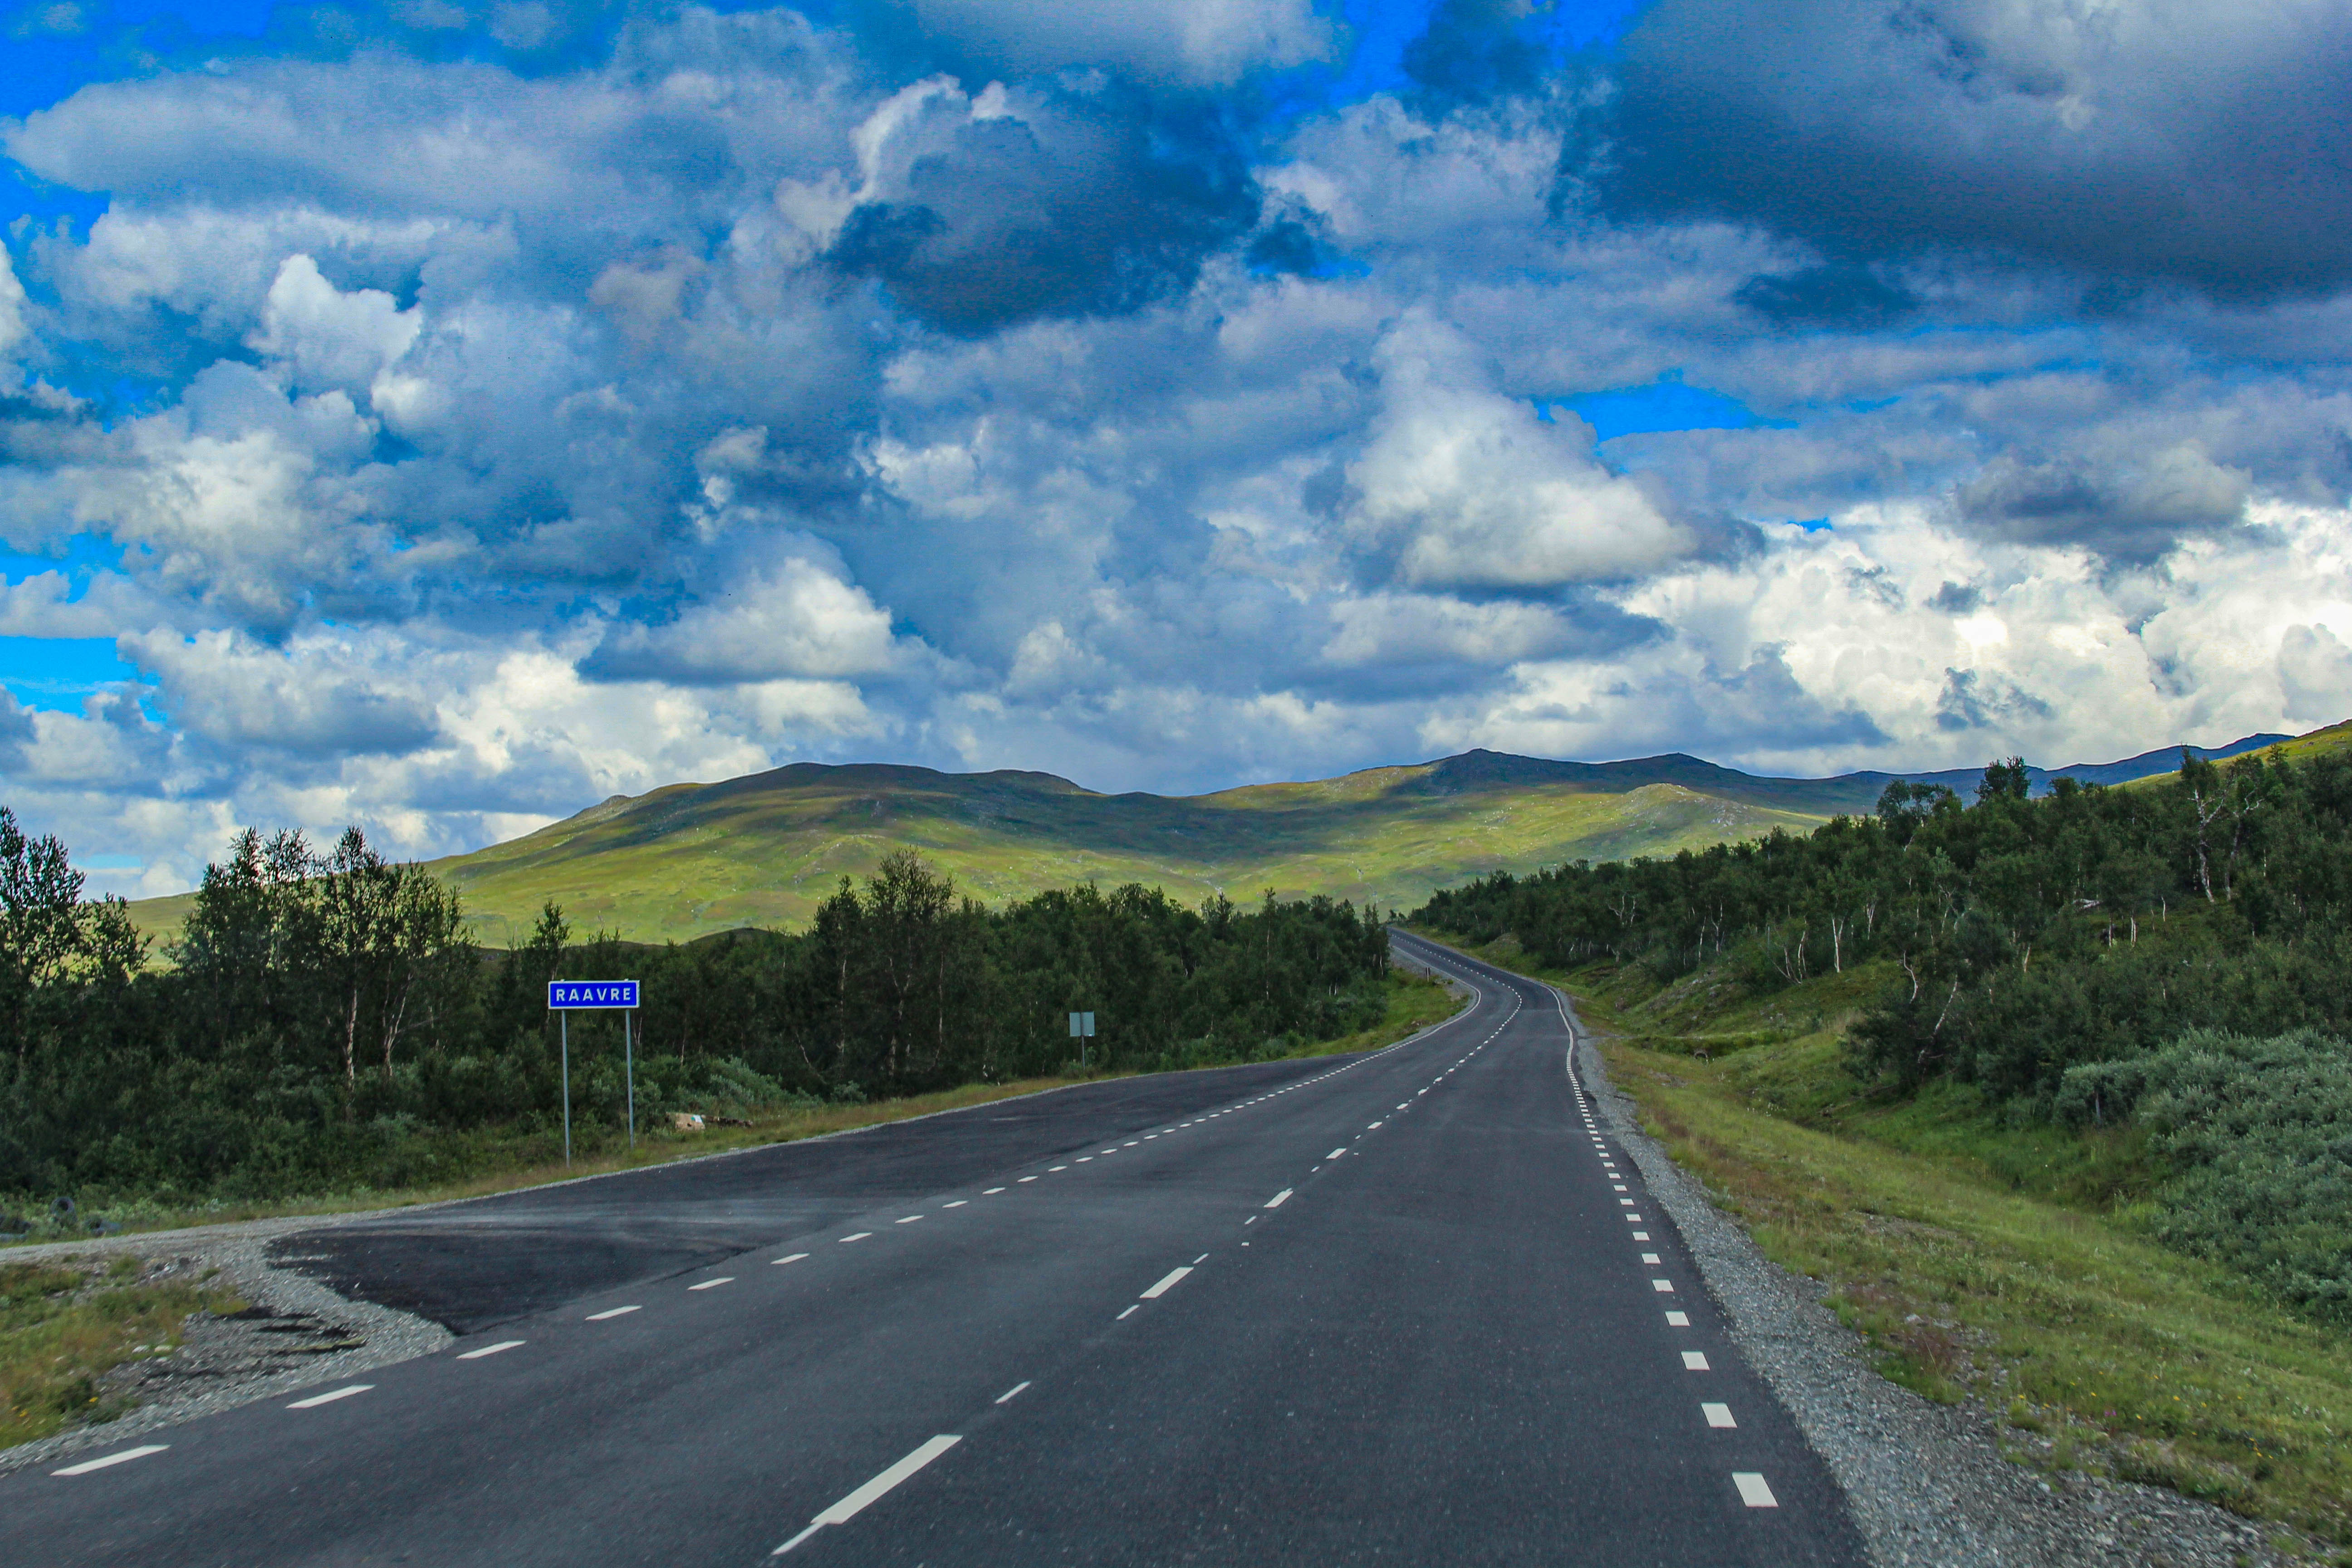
[1416,748,2352,1324]
[1419,749,2352,1098]
[0,818,1387,1207]
[2059,1030,2352,1324]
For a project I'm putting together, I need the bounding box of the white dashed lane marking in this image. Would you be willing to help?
[287,1384,372,1410]
[1683,1351,1711,1371]
[1140,1265,1194,1299]
[457,1340,525,1359]
[587,1305,640,1320]
[691,1278,735,1290]
[995,1381,1030,1405]
[773,1253,809,1266]
[772,1435,963,1557]
[52,1445,167,1476]
[1735,1473,1780,1508]
[1666,1311,1690,1327]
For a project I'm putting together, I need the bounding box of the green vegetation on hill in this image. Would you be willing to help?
[1419,744,2352,1320]
[127,751,1844,947]
[118,736,2325,951]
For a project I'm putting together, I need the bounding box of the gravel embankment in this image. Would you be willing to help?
[0,1216,451,1478]
[1570,1011,2298,1568]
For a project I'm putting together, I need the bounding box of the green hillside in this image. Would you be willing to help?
[122,731,2334,947]
[125,750,1834,946]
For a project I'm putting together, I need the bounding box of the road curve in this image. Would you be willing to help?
[0,931,1867,1566]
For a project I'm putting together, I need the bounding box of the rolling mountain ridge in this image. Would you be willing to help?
[121,726,2332,946]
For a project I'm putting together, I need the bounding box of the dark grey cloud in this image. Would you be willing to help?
[1735,264,1919,331]
[827,80,1258,333]
[1955,447,2249,563]
[1606,0,2352,299]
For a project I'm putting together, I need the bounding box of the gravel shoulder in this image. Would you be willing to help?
[0,1214,452,1478]
[1558,987,2299,1568]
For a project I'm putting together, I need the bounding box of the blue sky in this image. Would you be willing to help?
[3,0,2350,895]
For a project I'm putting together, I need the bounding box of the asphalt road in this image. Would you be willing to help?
[1,932,1867,1566]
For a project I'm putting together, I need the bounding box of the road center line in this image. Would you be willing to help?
[287,1385,372,1409]
[774,1435,964,1556]
[1141,1265,1194,1298]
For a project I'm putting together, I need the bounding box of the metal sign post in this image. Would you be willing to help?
[1067,1010,1096,1069]
[549,980,643,1168]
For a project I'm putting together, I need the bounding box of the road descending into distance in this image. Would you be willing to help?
[4,931,1867,1566]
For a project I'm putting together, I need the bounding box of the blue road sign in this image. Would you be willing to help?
[549,979,640,1009]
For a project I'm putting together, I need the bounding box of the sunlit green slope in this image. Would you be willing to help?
[128,729,2327,948]
[418,754,1833,945]
[124,751,1832,946]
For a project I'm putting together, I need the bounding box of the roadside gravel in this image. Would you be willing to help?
[0,1215,451,1478]
[1566,1000,2303,1568]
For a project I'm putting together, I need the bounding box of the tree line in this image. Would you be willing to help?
[1415,747,2352,1102]
[1415,746,2352,1323]
[0,822,1390,1206]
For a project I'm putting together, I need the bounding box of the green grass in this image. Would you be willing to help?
[1421,932,2352,1547]
[2,1255,245,1451]
[127,756,1832,948]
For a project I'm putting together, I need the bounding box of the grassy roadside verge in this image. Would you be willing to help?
[1411,929,2352,1554]
[3,969,1465,1248]
[2,1256,245,1452]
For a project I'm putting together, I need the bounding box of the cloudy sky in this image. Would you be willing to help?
[3,0,2350,895]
